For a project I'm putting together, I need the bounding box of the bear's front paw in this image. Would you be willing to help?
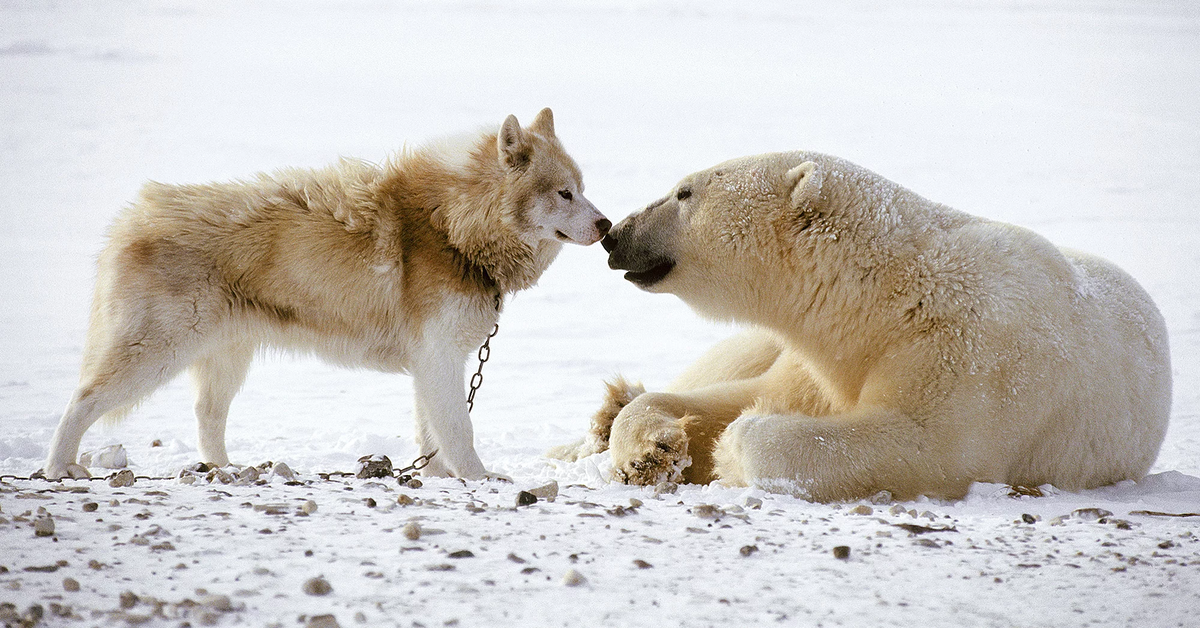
[609,418,692,486]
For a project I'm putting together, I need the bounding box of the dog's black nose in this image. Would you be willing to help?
[601,233,618,253]
[596,218,612,236]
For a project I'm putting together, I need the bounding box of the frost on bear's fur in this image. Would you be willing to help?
[576,151,1172,502]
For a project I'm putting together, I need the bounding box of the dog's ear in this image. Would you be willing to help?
[529,108,555,137]
[497,114,532,170]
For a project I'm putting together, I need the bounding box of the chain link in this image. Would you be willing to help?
[466,293,502,414]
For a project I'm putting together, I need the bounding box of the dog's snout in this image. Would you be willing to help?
[596,218,612,236]
[601,233,618,253]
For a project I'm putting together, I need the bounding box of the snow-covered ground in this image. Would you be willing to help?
[2,1,1198,626]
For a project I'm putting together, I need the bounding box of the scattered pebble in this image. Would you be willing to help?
[653,482,678,496]
[404,478,423,489]
[79,444,128,470]
[402,522,421,541]
[356,455,393,480]
[300,500,318,515]
[33,515,55,537]
[1021,513,1037,524]
[744,497,763,510]
[448,550,474,559]
[1073,508,1114,521]
[527,480,558,500]
[82,502,98,513]
[270,462,296,481]
[629,498,644,509]
[633,559,652,569]
[849,505,873,515]
[108,469,136,488]
[516,491,538,507]
[302,576,332,596]
[692,504,722,519]
[306,614,341,628]
[739,545,758,557]
[833,546,851,560]
[561,569,587,587]
[119,591,138,609]
[62,578,80,592]
[396,494,415,506]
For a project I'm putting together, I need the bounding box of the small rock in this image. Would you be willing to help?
[177,474,197,485]
[79,444,128,470]
[396,494,414,506]
[527,480,558,500]
[849,505,873,515]
[354,611,367,624]
[200,594,233,612]
[629,498,644,509]
[448,550,474,559]
[356,455,393,480]
[151,439,162,447]
[744,497,763,510]
[1021,513,1037,524]
[515,491,538,507]
[869,490,894,505]
[402,522,421,541]
[108,469,136,488]
[306,614,341,628]
[119,591,138,609]
[633,559,652,569]
[270,461,296,481]
[692,504,722,519]
[62,577,80,592]
[888,504,907,516]
[404,478,423,489]
[207,468,234,484]
[739,545,758,557]
[833,546,851,560]
[300,500,318,515]
[363,498,377,508]
[561,569,587,587]
[1159,540,1176,550]
[302,576,332,596]
[237,466,261,483]
[1073,507,1114,521]
[33,516,55,537]
[507,553,526,564]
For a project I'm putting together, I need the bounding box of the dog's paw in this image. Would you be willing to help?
[38,462,92,480]
[609,417,692,486]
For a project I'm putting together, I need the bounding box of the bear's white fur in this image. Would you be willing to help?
[573,151,1171,501]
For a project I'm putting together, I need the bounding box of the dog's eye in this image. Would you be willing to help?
[558,190,573,201]
[676,187,691,201]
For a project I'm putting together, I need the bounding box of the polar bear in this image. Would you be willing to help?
[558,152,1171,501]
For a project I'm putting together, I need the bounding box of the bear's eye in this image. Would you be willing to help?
[676,187,691,201]
[558,190,573,201]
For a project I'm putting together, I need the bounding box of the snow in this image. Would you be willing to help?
[1,0,1198,626]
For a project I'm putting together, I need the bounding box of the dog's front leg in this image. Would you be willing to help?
[410,347,490,480]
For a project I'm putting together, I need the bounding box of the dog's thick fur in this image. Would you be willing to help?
[43,108,609,481]
[554,151,1171,502]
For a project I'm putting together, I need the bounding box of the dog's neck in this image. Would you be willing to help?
[379,146,562,296]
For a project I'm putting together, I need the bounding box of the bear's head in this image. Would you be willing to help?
[603,152,825,320]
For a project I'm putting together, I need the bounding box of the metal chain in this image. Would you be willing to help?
[466,293,503,414]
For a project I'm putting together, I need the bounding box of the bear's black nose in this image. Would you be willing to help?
[601,233,618,253]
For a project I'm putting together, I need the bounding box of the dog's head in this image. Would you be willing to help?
[494,108,609,247]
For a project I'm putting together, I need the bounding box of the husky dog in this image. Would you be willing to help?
[42,108,609,481]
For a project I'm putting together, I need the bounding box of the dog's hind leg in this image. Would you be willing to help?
[189,342,255,467]
[44,332,197,479]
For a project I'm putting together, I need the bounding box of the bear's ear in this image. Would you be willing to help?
[497,114,532,170]
[785,161,822,209]
[529,107,555,137]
